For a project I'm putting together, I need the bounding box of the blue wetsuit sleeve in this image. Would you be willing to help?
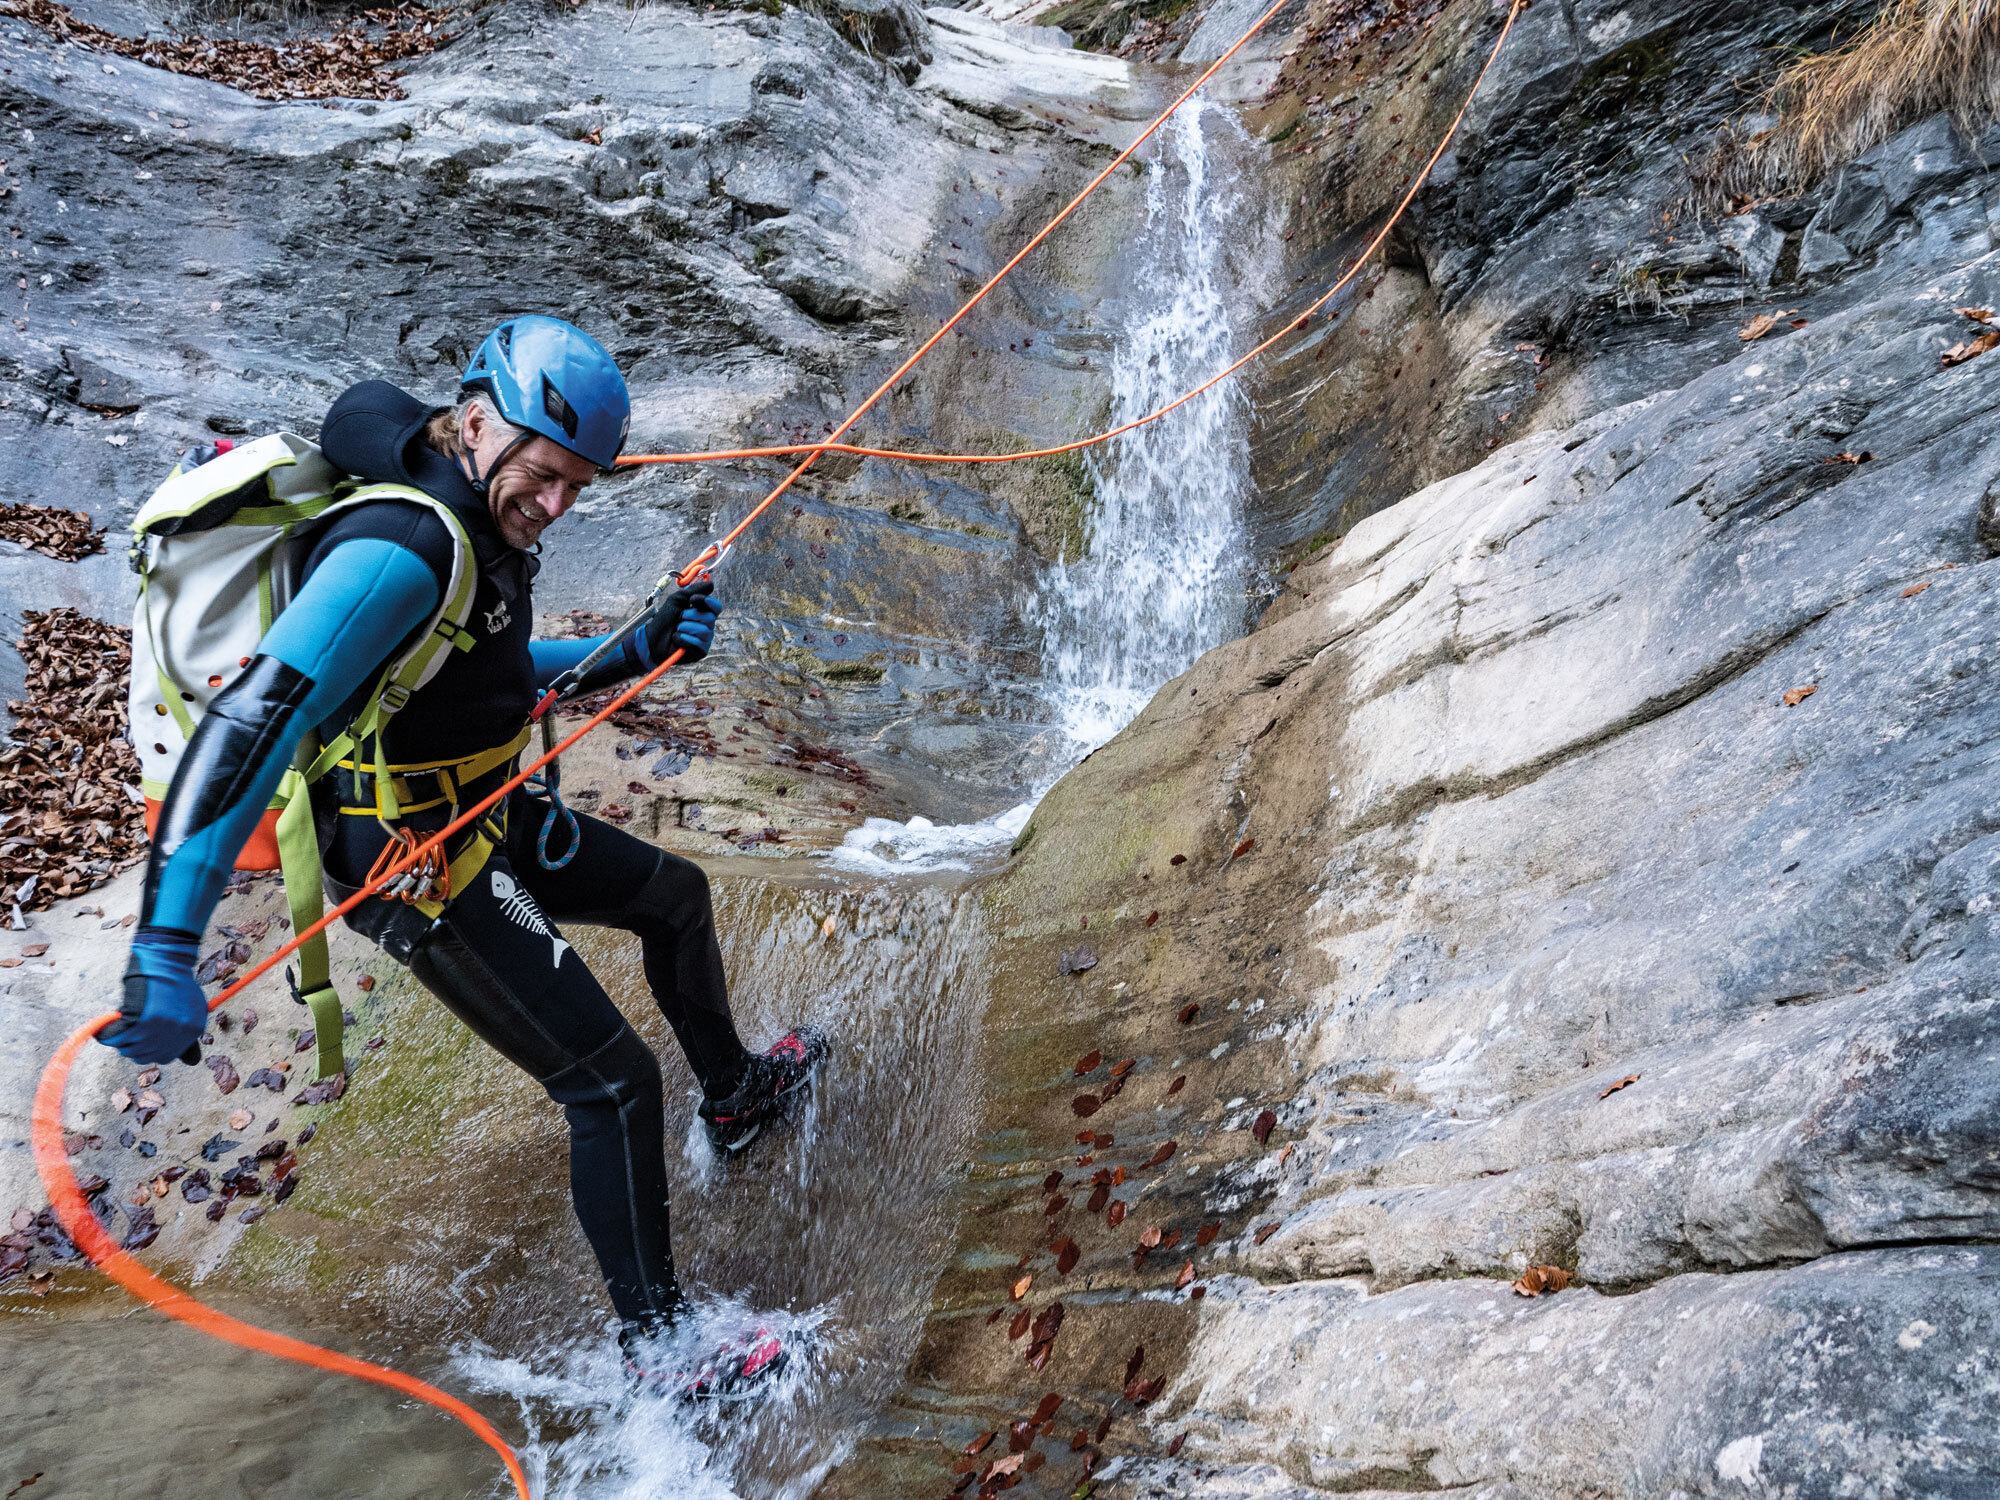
[143,539,441,935]
[528,635,606,689]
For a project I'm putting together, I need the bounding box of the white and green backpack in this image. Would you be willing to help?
[128,433,481,1078]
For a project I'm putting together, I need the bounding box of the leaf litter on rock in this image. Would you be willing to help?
[1196,1222,1220,1246]
[1143,1140,1177,1168]
[1598,1073,1640,1099]
[1781,686,1817,707]
[1251,1109,1277,1144]
[1073,1050,1102,1076]
[1512,1264,1571,1297]
[1253,1222,1281,1245]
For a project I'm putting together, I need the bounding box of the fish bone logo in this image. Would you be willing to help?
[484,597,512,635]
[489,868,569,968]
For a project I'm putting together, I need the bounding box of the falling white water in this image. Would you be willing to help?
[1031,97,1258,754]
[831,99,1266,875]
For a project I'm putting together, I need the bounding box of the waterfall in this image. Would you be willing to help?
[1032,98,1258,756]
[831,99,1266,875]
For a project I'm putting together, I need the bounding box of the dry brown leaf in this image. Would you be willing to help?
[1139,1225,1162,1248]
[1011,1274,1032,1300]
[1737,312,1778,341]
[1942,330,2000,367]
[1071,1095,1100,1118]
[227,1108,253,1131]
[1110,1058,1135,1078]
[1074,1049,1102,1076]
[1144,910,1160,926]
[1902,581,1932,598]
[1174,1260,1194,1291]
[110,1088,132,1113]
[1033,1392,1062,1424]
[1195,1222,1219,1246]
[1231,837,1255,859]
[1144,1140,1177,1168]
[1167,1075,1186,1096]
[1007,1310,1029,1340]
[136,1088,163,1110]
[1511,1263,1572,1297]
[966,1431,996,1456]
[1176,1003,1200,1025]
[1106,1200,1127,1227]
[1168,1433,1187,1457]
[1955,306,1995,324]
[1827,451,1873,464]
[1598,1073,1640,1099]
[1782,686,1817,708]
[1054,1238,1079,1275]
[985,1453,1024,1479]
[1253,1222,1281,1245]
[1251,1109,1277,1145]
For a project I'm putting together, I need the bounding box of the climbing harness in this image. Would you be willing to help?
[36,2,1526,1492]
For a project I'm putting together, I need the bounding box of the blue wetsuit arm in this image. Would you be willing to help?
[141,539,441,935]
[528,583,722,694]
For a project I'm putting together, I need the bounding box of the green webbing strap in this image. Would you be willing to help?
[274,771,344,1080]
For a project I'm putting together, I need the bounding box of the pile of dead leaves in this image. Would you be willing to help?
[0,0,456,102]
[0,503,105,562]
[1943,307,1998,368]
[1,609,147,912]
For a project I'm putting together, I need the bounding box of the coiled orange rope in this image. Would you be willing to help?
[30,3,1524,1493]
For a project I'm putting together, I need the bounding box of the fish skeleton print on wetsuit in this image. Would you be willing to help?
[108,315,826,1399]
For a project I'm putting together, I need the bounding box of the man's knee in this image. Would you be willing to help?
[544,1023,664,1115]
[628,850,714,929]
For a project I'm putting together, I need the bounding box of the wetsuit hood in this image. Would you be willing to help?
[319,380,500,542]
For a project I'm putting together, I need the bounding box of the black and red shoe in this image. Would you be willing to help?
[620,1322,790,1404]
[699,1026,829,1154]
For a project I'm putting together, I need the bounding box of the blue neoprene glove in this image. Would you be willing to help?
[102,926,207,1065]
[641,579,721,666]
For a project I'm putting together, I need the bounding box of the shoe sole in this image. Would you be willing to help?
[686,1347,789,1404]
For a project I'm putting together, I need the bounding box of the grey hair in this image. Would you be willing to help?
[423,389,523,459]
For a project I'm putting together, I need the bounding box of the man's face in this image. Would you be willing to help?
[463,402,597,549]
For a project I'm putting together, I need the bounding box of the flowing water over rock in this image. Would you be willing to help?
[832,99,1274,873]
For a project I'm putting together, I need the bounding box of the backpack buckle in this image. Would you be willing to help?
[378,682,412,714]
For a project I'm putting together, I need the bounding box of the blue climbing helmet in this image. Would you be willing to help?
[461,315,631,470]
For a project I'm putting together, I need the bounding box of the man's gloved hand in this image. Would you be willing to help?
[100,926,207,1065]
[639,579,722,666]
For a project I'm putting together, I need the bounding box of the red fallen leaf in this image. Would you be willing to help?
[1043,1196,1068,1216]
[1110,1166,1126,1186]
[1022,1451,1045,1474]
[1110,1058,1134,1077]
[1074,1050,1102,1075]
[1162,1228,1181,1250]
[1169,854,1187,866]
[1042,1170,1064,1194]
[1008,1421,1035,1453]
[1099,1076,1125,1102]
[1094,1132,1114,1149]
[1055,1239,1079,1275]
[1144,1140,1178,1168]
[1254,1222,1281,1245]
[967,1431,996,1456]
[1087,1183,1110,1213]
[1598,1073,1640,1099]
[1122,1374,1150,1402]
[356,974,375,992]
[1026,1339,1053,1371]
[1177,1004,1200,1025]
[1191,1285,1206,1301]
[1069,1430,1089,1452]
[206,1055,240,1094]
[1167,1076,1186,1096]
[1008,1311,1030,1340]
[1107,1200,1127,1227]
[1174,1260,1195,1291]
[1132,1377,1164,1405]
[1075,1130,1096,1146]
[1095,1413,1112,1442]
[1139,1225,1163,1249]
[627,781,650,796]
[1091,1167,1112,1186]
[1131,1245,1153,1271]
[1030,1302,1065,1343]
[1125,1343,1144,1382]
[1252,1109,1277,1145]
[1231,837,1254,859]
[1168,1432,1187,1456]
[987,1308,1003,1324]
[1144,911,1159,926]
[950,1454,977,1475]
[1033,1392,1062,1424]
[1197,1222,1220,1245]
[1071,1095,1101,1118]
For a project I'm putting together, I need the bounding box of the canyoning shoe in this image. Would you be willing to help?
[621,1325,791,1405]
[699,1026,829,1153]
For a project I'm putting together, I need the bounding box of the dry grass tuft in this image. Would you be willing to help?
[1695,0,2000,208]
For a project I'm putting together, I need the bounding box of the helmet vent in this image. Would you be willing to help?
[495,321,515,356]
[541,374,579,439]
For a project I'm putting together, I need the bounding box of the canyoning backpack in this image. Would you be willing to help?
[128,432,484,1079]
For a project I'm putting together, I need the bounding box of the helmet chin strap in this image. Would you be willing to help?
[457,429,535,498]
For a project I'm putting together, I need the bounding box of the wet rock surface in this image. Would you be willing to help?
[833,5,2000,1500]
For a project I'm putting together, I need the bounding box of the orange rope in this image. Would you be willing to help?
[31,1018,535,1499]
[619,0,1525,474]
[28,4,1525,1492]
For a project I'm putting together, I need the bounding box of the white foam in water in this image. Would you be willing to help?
[826,102,1270,877]
[450,1299,839,1500]
[823,800,1034,875]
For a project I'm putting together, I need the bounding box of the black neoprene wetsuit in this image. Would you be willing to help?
[143,379,747,1329]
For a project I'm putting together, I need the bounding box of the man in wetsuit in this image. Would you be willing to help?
[103,315,821,1394]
